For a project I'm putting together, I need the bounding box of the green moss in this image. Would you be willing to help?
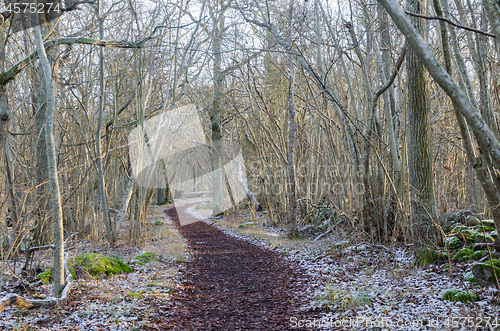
[442,289,477,303]
[466,217,481,226]
[489,259,500,267]
[471,250,487,261]
[480,219,496,227]
[471,262,500,284]
[462,270,478,283]
[36,268,54,284]
[69,253,132,278]
[450,225,468,233]
[449,225,495,243]
[130,252,156,265]
[154,220,163,226]
[461,228,481,241]
[444,236,462,249]
[454,248,474,262]
[472,225,496,232]
[237,222,256,229]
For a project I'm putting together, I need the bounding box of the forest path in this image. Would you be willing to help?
[159,205,325,330]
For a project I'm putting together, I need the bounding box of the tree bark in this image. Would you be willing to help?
[377,0,500,247]
[32,21,65,296]
[286,0,298,233]
[405,0,438,244]
[95,1,115,245]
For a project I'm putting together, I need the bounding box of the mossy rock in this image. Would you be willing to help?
[474,233,496,243]
[69,253,132,279]
[454,248,474,262]
[480,219,496,227]
[471,224,496,232]
[450,225,468,234]
[36,268,54,284]
[472,261,500,285]
[460,228,481,242]
[465,217,481,226]
[444,236,462,249]
[130,252,157,265]
[442,289,477,302]
[471,250,488,261]
[462,269,478,283]
[450,226,494,243]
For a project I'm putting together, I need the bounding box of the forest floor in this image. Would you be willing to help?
[1,201,500,330]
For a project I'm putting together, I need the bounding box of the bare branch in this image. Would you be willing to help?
[404,10,496,38]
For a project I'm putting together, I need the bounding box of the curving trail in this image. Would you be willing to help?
[155,205,326,330]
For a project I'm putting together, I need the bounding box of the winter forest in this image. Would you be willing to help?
[0,0,500,329]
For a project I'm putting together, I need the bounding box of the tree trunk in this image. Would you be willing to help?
[0,84,9,257]
[405,0,437,244]
[95,2,115,245]
[211,3,225,216]
[32,22,65,297]
[286,0,297,233]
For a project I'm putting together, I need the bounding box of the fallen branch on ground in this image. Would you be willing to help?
[0,253,73,313]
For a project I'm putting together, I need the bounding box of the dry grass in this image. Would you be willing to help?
[217,210,336,254]
[0,204,191,330]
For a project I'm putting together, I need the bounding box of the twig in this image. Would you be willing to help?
[0,254,73,312]
[404,10,496,38]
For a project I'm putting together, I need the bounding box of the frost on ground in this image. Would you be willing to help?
[0,205,190,331]
[208,211,500,331]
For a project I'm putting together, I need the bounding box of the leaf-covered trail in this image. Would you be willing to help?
[158,206,321,330]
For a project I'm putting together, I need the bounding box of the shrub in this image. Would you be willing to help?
[442,289,477,303]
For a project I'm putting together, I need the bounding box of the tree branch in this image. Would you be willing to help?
[404,10,496,38]
[374,46,406,99]
[0,254,73,313]
[0,22,189,85]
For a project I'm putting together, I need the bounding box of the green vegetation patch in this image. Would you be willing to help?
[443,236,462,249]
[130,252,157,265]
[237,222,256,229]
[69,253,132,278]
[36,268,54,284]
[472,224,496,232]
[453,248,474,262]
[449,225,494,243]
[471,250,488,261]
[480,219,496,227]
[463,269,478,283]
[472,260,500,285]
[442,289,477,303]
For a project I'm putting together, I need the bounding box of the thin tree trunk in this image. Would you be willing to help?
[286,0,297,233]
[406,0,437,244]
[377,0,500,247]
[95,2,115,245]
[211,3,225,216]
[32,22,65,297]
